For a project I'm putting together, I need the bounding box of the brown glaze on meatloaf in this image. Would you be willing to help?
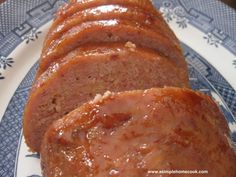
[38,19,184,77]
[43,0,156,55]
[41,87,236,177]
[50,0,156,34]
[39,0,182,77]
[24,44,189,152]
[42,5,179,68]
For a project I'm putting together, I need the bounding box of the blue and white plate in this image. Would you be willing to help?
[0,0,236,176]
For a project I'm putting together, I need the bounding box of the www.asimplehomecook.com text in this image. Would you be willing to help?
[148,170,209,175]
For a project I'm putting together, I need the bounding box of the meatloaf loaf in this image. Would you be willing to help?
[41,87,236,177]
[24,43,189,152]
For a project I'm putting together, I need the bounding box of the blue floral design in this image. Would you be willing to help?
[161,8,173,22]
[160,2,188,29]
[162,1,172,8]
[203,33,222,48]
[25,155,41,177]
[0,73,4,80]
[233,60,236,68]
[173,6,185,18]
[176,18,188,29]
[22,28,42,44]
[25,153,40,159]
[0,56,14,70]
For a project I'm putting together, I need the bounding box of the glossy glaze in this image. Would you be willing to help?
[24,44,189,152]
[39,19,184,77]
[24,0,189,153]
[41,88,236,177]
[52,0,156,31]
[44,0,156,52]
[42,4,178,62]
[39,0,181,76]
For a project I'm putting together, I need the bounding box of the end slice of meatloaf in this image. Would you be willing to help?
[38,19,184,77]
[42,4,179,66]
[24,43,189,152]
[40,87,236,177]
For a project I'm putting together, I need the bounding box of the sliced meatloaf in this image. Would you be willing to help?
[39,0,181,76]
[41,87,236,177]
[50,0,156,33]
[24,43,189,152]
[38,19,184,76]
[42,5,178,60]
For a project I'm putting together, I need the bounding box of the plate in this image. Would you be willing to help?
[0,0,236,176]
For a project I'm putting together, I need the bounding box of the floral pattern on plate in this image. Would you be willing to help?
[0,0,236,177]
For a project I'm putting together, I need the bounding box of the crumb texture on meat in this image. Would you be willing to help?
[24,43,189,152]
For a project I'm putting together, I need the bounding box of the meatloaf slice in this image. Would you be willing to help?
[42,4,179,64]
[50,0,156,34]
[38,19,184,77]
[24,43,189,152]
[41,87,236,177]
